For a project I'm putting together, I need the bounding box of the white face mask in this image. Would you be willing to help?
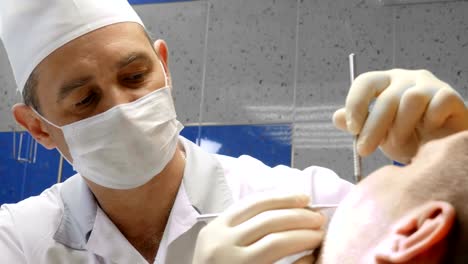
[34,63,183,189]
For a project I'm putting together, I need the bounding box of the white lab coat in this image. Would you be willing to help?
[0,137,353,263]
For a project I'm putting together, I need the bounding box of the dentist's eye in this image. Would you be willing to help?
[124,72,146,83]
[75,93,97,108]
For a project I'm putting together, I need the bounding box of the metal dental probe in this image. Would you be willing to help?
[196,204,339,222]
[349,53,362,183]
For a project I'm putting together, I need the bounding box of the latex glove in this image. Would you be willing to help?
[192,194,325,264]
[289,253,316,264]
[333,69,468,163]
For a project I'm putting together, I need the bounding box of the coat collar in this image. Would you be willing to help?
[53,174,96,250]
[180,136,233,215]
[54,136,234,253]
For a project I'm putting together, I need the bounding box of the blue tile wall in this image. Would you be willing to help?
[197,124,292,167]
[0,132,24,204]
[181,124,292,167]
[0,124,291,204]
[179,126,199,143]
[0,132,77,205]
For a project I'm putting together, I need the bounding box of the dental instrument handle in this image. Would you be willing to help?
[349,53,362,183]
[196,204,340,222]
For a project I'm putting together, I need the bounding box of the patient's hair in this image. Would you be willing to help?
[404,133,468,263]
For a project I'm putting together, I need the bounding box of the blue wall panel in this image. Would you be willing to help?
[0,132,25,204]
[181,125,292,167]
[180,126,199,143]
[61,161,77,183]
[0,132,77,205]
[198,124,292,167]
[22,144,62,199]
[1,124,291,205]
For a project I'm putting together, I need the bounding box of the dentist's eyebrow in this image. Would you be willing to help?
[57,75,94,103]
[115,52,151,70]
[56,52,152,103]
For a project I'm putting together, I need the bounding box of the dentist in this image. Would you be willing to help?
[0,1,466,263]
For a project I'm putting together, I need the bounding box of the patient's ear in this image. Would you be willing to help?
[374,201,455,263]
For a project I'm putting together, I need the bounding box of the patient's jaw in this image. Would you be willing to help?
[318,131,468,264]
[318,166,408,264]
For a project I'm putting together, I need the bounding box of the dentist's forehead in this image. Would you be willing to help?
[0,0,143,92]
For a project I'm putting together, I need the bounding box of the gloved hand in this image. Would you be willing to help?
[192,194,325,264]
[333,69,468,164]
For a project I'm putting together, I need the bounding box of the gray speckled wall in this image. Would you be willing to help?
[203,0,297,124]
[0,42,21,132]
[1,0,468,181]
[133,1,208,124]
[394,3,468,99]
[294,0,395,181]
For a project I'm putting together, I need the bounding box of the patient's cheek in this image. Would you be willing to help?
[322,203,352,251]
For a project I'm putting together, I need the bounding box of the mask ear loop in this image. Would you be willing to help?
[29,106,74,165]
[30,106,62,129]
[159,60,170,88]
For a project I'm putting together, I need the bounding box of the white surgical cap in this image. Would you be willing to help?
[0,0,144,92]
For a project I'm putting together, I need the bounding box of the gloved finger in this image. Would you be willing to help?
[236,208,325,246]
[332,108,348,132]
[247,229,324,264]
[292,253,315,264]
[224,194,310,227]
[389,85,436,146]
[345,71,391,135]
[423,87,466,131]
[357,84,403,156]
